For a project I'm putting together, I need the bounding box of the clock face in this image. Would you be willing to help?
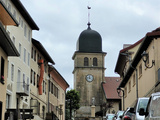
[86,74,94,82]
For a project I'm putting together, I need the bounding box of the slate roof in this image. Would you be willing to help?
[103,77,121,99]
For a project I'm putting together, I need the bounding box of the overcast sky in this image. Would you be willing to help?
[21,0,160,89]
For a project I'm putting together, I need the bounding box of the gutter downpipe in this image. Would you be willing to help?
[131,65,138,99]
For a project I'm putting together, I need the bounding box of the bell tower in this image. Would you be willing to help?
[72,9,106,116]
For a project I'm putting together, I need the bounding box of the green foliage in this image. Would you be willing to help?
[65,89,80,120]
[66,89,80,110]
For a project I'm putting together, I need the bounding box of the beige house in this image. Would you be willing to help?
[30,38,55,120]
[115,28,160,109]
[48,65,69,120]
[0,0,69,119]
[0,2,19,118]
[3,0,39,119]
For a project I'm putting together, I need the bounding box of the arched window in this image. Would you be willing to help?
[93,57,98,66]
[84,57,89,66]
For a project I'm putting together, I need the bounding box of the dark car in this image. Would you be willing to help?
[120,107,135,120]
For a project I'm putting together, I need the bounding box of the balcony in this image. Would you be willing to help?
[16,82,29,96]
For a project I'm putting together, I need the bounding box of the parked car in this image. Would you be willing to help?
[113,110,124,120]
[132,97,149,120]
[106,114,114,120]
[139,92,160,119]
[120,107,135,120]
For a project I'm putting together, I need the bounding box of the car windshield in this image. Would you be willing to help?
[118,111,124,117]
[137,99,149,112]
[150,95,160,117]
[107,114,114,119]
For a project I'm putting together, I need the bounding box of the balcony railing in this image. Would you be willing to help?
[16,82,29,96]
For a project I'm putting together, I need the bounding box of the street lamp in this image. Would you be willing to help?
[117,87,125,110]
[141,51,155,69]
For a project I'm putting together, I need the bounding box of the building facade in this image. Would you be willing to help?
[48,65,69,120]
[2,0,39,119]
[0,3,19,118]
[72,23,106,117]
[30,39,55,120]
[0,0,69,120]
[115,28,160,109]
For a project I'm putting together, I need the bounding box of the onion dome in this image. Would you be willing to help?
[76,23,102,53]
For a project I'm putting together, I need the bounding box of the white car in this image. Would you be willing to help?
[139,92,160,120]
[132,97,149,120]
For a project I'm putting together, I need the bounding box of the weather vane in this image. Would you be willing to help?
[87,2,91,27]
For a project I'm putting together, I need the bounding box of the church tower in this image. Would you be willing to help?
[72,20,106,117]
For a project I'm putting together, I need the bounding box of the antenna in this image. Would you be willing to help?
[87,2,91,27]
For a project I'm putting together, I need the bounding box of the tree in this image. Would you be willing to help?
[65,89,80,120]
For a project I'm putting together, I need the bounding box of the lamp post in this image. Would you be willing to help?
[141,51,155,69]
[117,87,125,110]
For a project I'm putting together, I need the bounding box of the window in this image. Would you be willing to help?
[27,77,29,91]
[17,69,21,83]
[6,94,10,108]
[158,68,160,82]
[31,47,33,59]
[28,30,31,42]
[129,81,131,92]
[51,83,53,94]
[13,9,16,19]
[93,57,98,66]
[37,54,39,64]
[30,69,33,84]
[24,24,27,37]
[7,3,11,12]
[11,64,14,81]
[7,30,10,37]
[34,72,36,86]
[28,52,30,66]
[43,81,45,93]
[37,74,39,88]
[139,63,142,77]
[23,73,25,88]
[84,57,88,66]
[1,57,5,77]
[19,17,23,28]
[18,43,21,58]
[49,80,50,92]
[133,74,136,86]
[43,80,46,94]
[42,106,45,119]
[7,61,9,78]
[34,50,36,61]
[24,48,26,63]
[146,52,149,65]
[12,36,15,45]
[124,87,127,97]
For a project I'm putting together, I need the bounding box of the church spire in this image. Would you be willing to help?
[87,5,91,28]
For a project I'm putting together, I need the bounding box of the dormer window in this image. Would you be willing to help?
[84,57,88,66]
